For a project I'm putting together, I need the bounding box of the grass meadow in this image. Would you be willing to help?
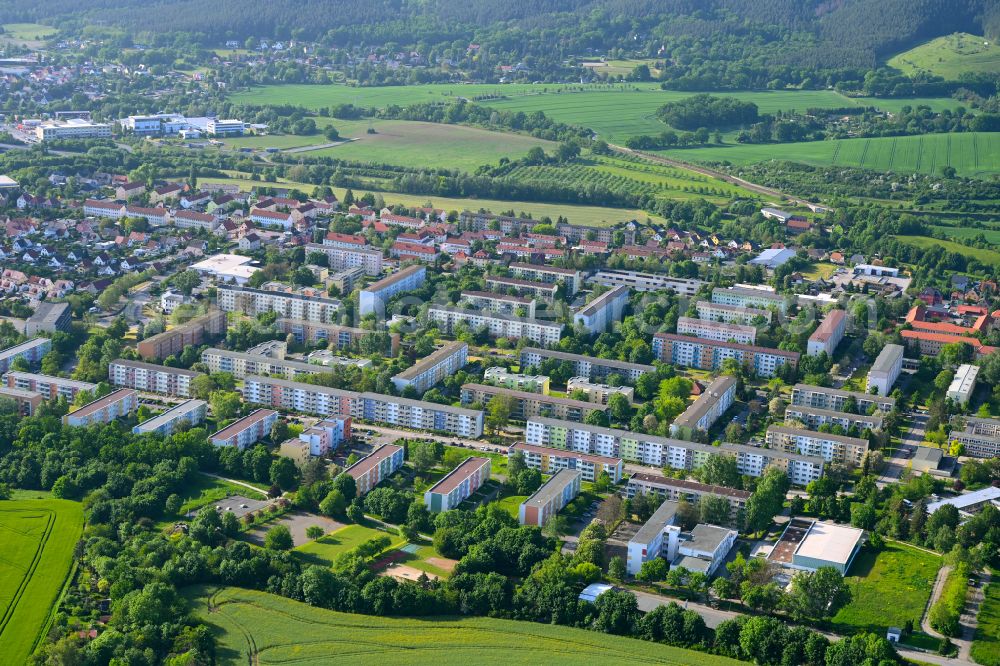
[888,33,1000,79]
[971,579,1000,666]
[0,499,84,664]
[190,585,741,665]
[895,235,1000,267]
[294,524,405,569]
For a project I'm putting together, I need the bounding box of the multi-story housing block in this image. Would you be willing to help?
[790,384,895,414]
[201,347,330,381]
[83,199,126,219]
[391,341,468,394]
[137,310,226,360]
[296,416,351,456]
[519,469,582,526]
[508,263,583,296]
[653,333,798,378]
[626,473,750,525]
[25,302,71,335]
[63,389,138,427]
[765,425,869,467]
[109,359,202,397]
[566,377,634,404]
[783,405,883,432]
[483,367,550,394]
[676,316,757,345]
[217,285,341,324]
[949,416,1000,459]
[0,338,51,373]
[133,399,207,437]
[461,384,606,423]
[210,409,279,451]
[305,242,384,276]
[519,347,654,383]
[711,286,788,313]
[947,364,979,405]
[428,305,562,347]
[276,319,399,356]
[459,290,536,317]
[0,386,43,415]
[424,457,491,512]
[573,285,629,334]
[174,210,219,231]
[3,372,96,401]
[807,309,847,357]
[696,301,772,326]
[358,265,426,317]
[669,375,736,440]
[346,444,404,496]
[509,441,623,483]
[867,344,904,396]
[588,270,705,296]
[484,276,559,300]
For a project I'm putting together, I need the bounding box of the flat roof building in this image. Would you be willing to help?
[677,316,757,345]
[573,285,629,334]
[949,416,1000,459]
[519,347,654,383]
[217,285,341,324]
[784,404,883,432]
[588,270,705,296]
[137,310,227,361]
[424,457,491,512]
[926,487,1000,516]
[428,305,563,347]
[109,359,203,398]
[391,341,468,395]
[867,344,904,396]
[0,386,43,415]
[483,367,550,394]
[519,468,582,527]
[765,425,869,467]
[947,364,979,405]
[653,333,799,379]
[769,518,864,574]
[627,499,680,575]
[626,473,749,525]
[669,375,737,440]
[190,253,260,285]
[25,301,71,336]
[63,388,137,427]
[696,301,772,326]
[566,377,634,405]
[345,444,404,496]
[4,372,96,401]
[133,399,207,437]
[0,338,52,374]
[510,441,624,483]
[791,383,895,414]
[461,383,606,424]
[210,408,279,451]
[711,286,788,313]
[359,264,426,317]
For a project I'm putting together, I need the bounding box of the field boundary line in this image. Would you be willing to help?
[859,139,871,169]
[915,136,923,172]
[0,508,54,641]
[35,557,79,657]
[888,137,897,169]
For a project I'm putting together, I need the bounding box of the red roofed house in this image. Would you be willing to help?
[391,240,439,262]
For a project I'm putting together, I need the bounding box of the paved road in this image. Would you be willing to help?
[632,589,738,628]
[922,565,952,639]
[957,570,992,662]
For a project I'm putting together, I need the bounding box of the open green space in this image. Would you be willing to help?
[294,524,405,568]
[218,134,328,150]
[155,472,261,527]
[495,494,529,519]
[1,23,57,42]
[655,132,1000,178]
[0,499,84,664]
[190,585,739,665]
[896,235,1000,267]
[830,542,942,635]
[930,225,1000,246]
[888,33,1000,79]
[972,580,1000,666]
[442,445,510,477]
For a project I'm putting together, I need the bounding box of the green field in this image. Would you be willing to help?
[191,586,740,665]
[0,499,84,664]
[971,580,1000,666]
[294,524,405,568]
[889,33,1000,79]
[830,542,941,635]
[931,225,1000,246]
[495,494,528,519]
[1,23,57,43]
[656,133,1000,178]
[896,235,1000,267]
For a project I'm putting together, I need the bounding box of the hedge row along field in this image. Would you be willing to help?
[0,499,84,663]
[929,563,971,637]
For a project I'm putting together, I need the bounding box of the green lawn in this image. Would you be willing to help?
[930,224,1000,246]
[0,499,84,664]
[155,472,262,526]
[971,580,1000,666]
[495,494,528,519]
[896,235,1000,267]
[442,445,510,477]
[830,542,942,635]
[294,524,404,568]
[888,33,1000,79]
[1,23,56,41]
[189,585,740,665]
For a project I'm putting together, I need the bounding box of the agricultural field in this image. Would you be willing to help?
[656,132,1000,178]
[930,224,1000,246]
[0,499,84,664]
[888,33,1000,79]
[294,524,405,569]
[896,235,1000,267]
[971,580,1000,666]
[190,585,738,665]
[0,23,56,46]
[830,542,941,635]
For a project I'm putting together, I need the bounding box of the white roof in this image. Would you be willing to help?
[750,248,797,267]
[794,521,864,565]
[191,253,258,278]
[579,583,614,602]
[927,487,1000,514]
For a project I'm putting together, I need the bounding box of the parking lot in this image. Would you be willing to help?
[202,495,269,520]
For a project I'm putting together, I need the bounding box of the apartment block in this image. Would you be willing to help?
[482,367,550,394]
[391,341,468,394]
[83,199,126,219]
[217,285,341,324]
[519,347,654,383]
[566,377,634,404]
[109,359,203,397]
[790,383,895,414]
[866,343,904,396]
[133,399,207,437]
[277,318,399,356]
[901,329,996,360]
[461,383,606,423]
[627,499,681,575]
[626,473,750,525]
[346,444,404,496]
[0,386,43,415]
[783,405,883,432]
[508,263,583,295]
[428,305,562,347]
[696,301,772,326]
[711,286,788,313]
[305,242,383,276]
[765,425,869,467]
[460,290,537,317]
[3,371,96,401]
[573,285,629,334]
[947,364,979,405]
[173,210,219,231]
[137,310,227,360]
[676,316,756,345]
[0,338,51,373]
[25,302,71,335]
[424,457,491,512]
[588,270,705,296]
[296,416,351,456]
[653,333,799,378]
[210,408,279,451]
[359,264,426,317]
[510,441,623,483]
[518,468,582,526]
[949,416,1000,459]
[63,388,138,427]
[669,375,736,440]
[243,375,357,417]
[807,309,847,357]
[202,347,327,380]
[484,276,559,300]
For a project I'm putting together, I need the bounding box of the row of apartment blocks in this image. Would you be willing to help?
[460,290,537,318]
[949,416,1000,459]
[509,441,623,483]
[346,444,404,496]
[519,347,655,383]
[137,310,227,361]
[359,265,426,317]
[109,359,202,397]
[625,473,751,525]
[242,376,484,437]
[790,383,896,414]
[765,425,869,467]
[484,275,559,300]
[588,270,705,297]
[133,399,207,437]
[210,408,279,450]
[573,285,629,334]
[217,285,342,324]
[784,404,884,432]
[0,338,52,374]
[276,318,400,356]
[676,316,757,345]
[4,371,96,401]
[306,241,383,276]
[519,468,582,527]
[391,341,468,395]
[461,383,606,423]
[525,417,825,485]
[696,300,772,326]
[669,375,737,440]
[428,305,563,347]
[653,333,799,378]
[424,457,491,512]
[63,388,138,427]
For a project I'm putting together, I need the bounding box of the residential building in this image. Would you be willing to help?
[296,416,351,456]
[174,210,219,231]
[588,270,705,296]
[765,425,869,467]
[133,399,207,437]
[277,319,399,356]
[807,309,847,357]
[653,333,799,378]
[36,119,112,141]
[345,444,404,496]
[25,301,71,335]
[201,347,330,380]
[566,377,634,405]
[627,499,681,575]
[109,359,203,397]
[424,457,491,512]
[901,329,996,359]
[866,344,904,396]
[210,409,279,451]
[625,473,749,525]
[711,286,788,313]
[946,364,979,405]
[391,341,468,394]
[137,310,227,360]
[428,305,562,347]
[696,301,772,326]
[461,383,606,423]
[518,469,582,527]
[359,265,426,317]
[484,276,559,300]
[508,263,583,295]
[3,371,96,401]
[483,367,550,394]
[676,316,756,345]
[243,375,356,420]
[573,285,629,334]
[329,267,366,293]
[0,386,43,415]
[768,518,864,574]
[460,290,536,317]
[675,524,738,575]
[0,338,52,373]
[306,242,383,276]
[519,347,654,383]
[83,199,126,219]
[669,375,736,440]
[63,388,138,427]
[124,205,169,227]
[790,384,895,413]
[217,285,341,324]
[783,405,883,432]
[509,441,623,483]
[949,416,1000,459]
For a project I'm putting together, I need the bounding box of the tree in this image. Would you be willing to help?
[209,391,243,420]
[593,589,640,635]
[636,557,668,582]
[486,394,514,434]
[320,489,347,517]
[333,472,357,502]
[269,457,299,491]
[743,469,789,535]
[189,374,218,400]
[784,567,850,622]
[699,495,732,526]
[607,393,632,423]
[699,454,741,488]
[306,525,325,540]
[264,525,293,550]
[172,270,201,296]
[221,510,241,537]
[608,556,627,581]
